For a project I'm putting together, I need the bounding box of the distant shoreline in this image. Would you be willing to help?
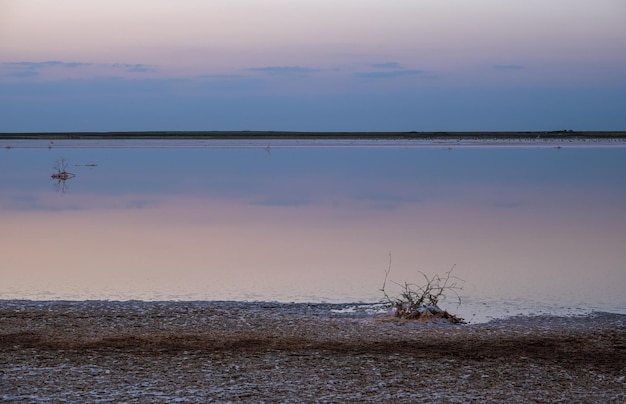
[1,130,626,140]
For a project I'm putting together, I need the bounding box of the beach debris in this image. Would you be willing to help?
[380,253,465,324]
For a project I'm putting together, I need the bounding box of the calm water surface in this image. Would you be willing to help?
[1,140,625,322]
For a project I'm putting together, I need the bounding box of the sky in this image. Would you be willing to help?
[1,0,625,132]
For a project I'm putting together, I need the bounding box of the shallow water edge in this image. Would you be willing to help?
[2,300,624,402]
[1,299,623,325]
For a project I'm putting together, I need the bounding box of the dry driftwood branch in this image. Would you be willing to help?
[380,253,465,323]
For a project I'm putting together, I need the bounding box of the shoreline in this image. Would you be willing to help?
[2,130,626,141]
[2,300,625,401]
[3,131,626,150]
[3,299,624,358]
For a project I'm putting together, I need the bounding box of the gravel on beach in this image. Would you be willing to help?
[1,300,625,402]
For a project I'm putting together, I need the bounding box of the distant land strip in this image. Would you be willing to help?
[1,131,625,140]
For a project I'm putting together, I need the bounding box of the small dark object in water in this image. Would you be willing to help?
[51,171,75,180]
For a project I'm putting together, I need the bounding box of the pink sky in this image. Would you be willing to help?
[1,1,625,131]
[2,1,625,83]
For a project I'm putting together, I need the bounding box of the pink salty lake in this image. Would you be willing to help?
[1,139,625,322]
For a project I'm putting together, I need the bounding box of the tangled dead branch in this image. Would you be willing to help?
[51,158,76,193]
[51,158,76,181]
[380,253,465,324]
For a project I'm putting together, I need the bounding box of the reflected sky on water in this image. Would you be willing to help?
[1,141,625,321]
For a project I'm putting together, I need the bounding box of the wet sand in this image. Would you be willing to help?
[1,300,625,402]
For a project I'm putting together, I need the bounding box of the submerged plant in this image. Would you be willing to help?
[380,253,465,323]
[51,158,76,193]
[51,158,76,180]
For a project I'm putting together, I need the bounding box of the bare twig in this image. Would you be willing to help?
[51,158,76,180]
[379,252,394,304]
[51,158,76,193]
[380,254,465,323]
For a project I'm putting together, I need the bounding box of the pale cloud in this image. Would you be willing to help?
[247,66,321,75]
[109,63,157,73]
[0,60,157,78]
[353,62,428,79]
[1,61,90,70]
[353,69,425,79]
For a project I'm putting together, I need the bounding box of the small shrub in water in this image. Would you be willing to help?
[380,253,465,323]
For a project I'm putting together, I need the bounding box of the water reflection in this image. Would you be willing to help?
[1,142,625,321]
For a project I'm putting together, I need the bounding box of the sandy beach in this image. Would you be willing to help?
[1,300,624,402]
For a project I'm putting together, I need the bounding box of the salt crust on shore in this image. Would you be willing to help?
[1,300,625,402]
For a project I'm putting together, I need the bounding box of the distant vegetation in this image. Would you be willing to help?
[1,130,626,140]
